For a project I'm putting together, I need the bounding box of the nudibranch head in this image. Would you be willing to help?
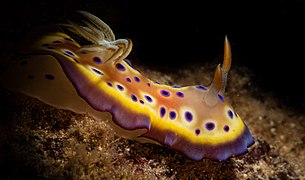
[139,38,254,160]
[0,11,254,161]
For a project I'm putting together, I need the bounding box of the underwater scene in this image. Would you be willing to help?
[0,1,304,179]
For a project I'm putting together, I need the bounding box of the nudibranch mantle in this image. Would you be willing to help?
[0,11,254,161]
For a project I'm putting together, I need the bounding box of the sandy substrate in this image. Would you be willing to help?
[0,60,304,179]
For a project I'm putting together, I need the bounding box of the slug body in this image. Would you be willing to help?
[1,11,254,161]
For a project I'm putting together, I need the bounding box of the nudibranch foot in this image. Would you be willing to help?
[0,11,254,161]
[143,123,254,161]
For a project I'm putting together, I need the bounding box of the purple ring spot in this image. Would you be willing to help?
[160,90,170,97]
[147,82,151,87]
[185,111,193,122]
[131,94,138,102]
[160,107,166,118]
[107,82,112,87]
[218,94,224,102]
[64,50,74,57]
[206,122,215,131]
[93,57,102,64]
[228,110,234,119]
[169,111,176,120]
[126,77,131,82]
[139,100,144,104]
[196,85,208,90]
[154,81,160,84]
[172,85,182,88]
[116,63,126,71]
[117,84,124,91]
[195,128,201,135]
[134,76,140,82]
[144,95,153,103]
[176,92,184,98]
[224,125,230,132]
[92,68,103,75]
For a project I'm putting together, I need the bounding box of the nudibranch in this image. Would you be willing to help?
[1,11,254,161]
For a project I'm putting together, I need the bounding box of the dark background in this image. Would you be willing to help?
[1,0,305,110]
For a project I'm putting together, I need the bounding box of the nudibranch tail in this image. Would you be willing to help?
[1,11,254,161]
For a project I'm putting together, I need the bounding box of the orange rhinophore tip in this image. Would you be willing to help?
[222,35,231,72]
